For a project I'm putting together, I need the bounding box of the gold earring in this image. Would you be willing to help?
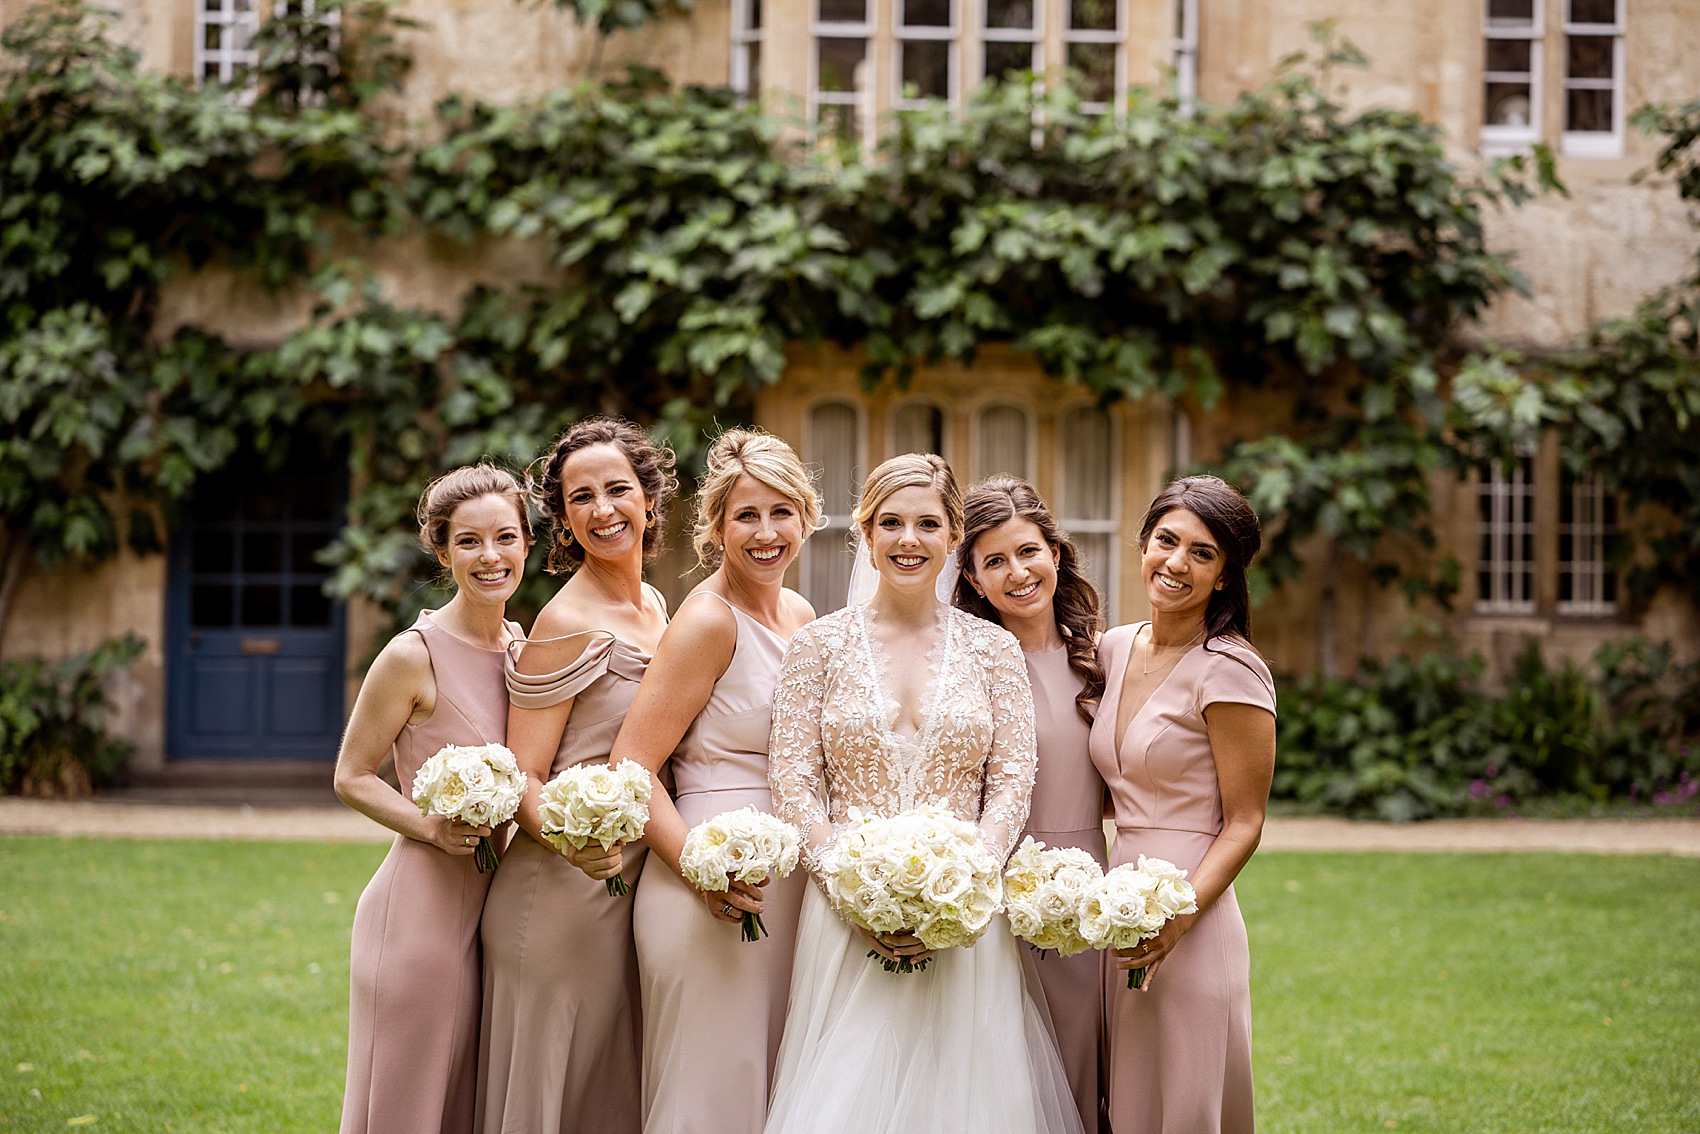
[561,527,578,548]
[645,510,657,529]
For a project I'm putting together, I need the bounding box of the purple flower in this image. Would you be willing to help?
[1470,780,1489,800]
[1485,764,1500,779]
[1494,794,1511,809]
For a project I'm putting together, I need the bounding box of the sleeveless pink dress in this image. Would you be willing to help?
[341,610,516,1134]
[632,593,806,1134]
[1088,624,1276,1134]
[476,632,652,1134]
[1016,645,1107,1133]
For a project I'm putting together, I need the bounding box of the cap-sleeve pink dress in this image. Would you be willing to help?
[341,610,516,1134]
[631,593,807,1133]
[1017,646,1108,1134]
[475,632,652,1134]
[1088,624,1276,1134]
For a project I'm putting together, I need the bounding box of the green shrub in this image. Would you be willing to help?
[0,634,144,795]
[1274,638,1700,819]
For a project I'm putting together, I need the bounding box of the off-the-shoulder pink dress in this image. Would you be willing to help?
[476,631,652,1134]
[632,593,806,1133]
[763,604,1084,1134]
[341,610,517,1134]
[1017,645,1107,1133]
[1089,624,1276,1134]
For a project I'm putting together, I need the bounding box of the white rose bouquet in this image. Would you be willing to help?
[536,760,652,895]
[1002,836,1103,958]
[410,742,527,874]
[678,807,802,942]
[1080,855,1199,988]
[821,803,1004,974]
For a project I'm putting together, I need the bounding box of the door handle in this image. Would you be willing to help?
[240,637,282,656]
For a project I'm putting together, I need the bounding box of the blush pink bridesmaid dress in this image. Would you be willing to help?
[476,630,652,1134]
[631,593,807,1134]
[1088,624,1275,1134]
[1017,645,1108,1134]
[341,610,517,1134]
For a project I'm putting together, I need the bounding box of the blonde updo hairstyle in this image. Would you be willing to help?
[852,453,964,544]
[530,416,679,575]
[416,463,533,581]
[692,428,825,571]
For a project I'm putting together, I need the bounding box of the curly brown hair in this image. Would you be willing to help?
[952,476,1104,724]
[529,417,679,575]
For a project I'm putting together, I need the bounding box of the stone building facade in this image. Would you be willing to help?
[2,0,1697,777]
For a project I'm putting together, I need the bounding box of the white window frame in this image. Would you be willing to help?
[801,399,866,614]
[810,0,876,151]
[1556,472,1617,616]
[1560,0,1625,159]
[1055,403,1122,623]
[895,0,958,109]
[1062,0,1126,113]
[195,0,261,87]
[1171,0,1198,103]
[973,402,1036,482]
[1476,454,1538,615]
[731,0,765,98]
[1481,0,1543,155]
[978,0,1041,85]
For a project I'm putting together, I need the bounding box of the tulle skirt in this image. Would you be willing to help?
[763,887,1085,1134]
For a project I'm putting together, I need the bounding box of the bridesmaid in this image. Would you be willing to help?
[334,464,531,1134]
[1089,475,1277,1134]
[477,418,677,1134]
[572,428,819,1134]
[951,476,1107,1134]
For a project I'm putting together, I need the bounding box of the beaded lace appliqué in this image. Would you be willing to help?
[767,604,1037,880]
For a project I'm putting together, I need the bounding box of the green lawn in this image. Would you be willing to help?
[1,837,1696,1133]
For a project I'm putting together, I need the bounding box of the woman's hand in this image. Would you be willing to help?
[1112,911,1196,991]
[428,816,493,856]
[564,840,626,880]
[700,877,767,924]
[855,926,936,966]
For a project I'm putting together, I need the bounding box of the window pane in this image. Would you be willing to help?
[290,584,333,627]
[976,406,1029,480]
[818,0,866,21]
[1566,86,1613,132]
[817,103,861,141]
[748,43,763,92]
[1073,532,1111,612]
[810,403,860,516]
[818,38,867,92]
[985,0,1035,29]
[750,0,763,28]
[902,0,951,27]
[1067,42,1118,104]
[204,23,223,49]
[241,584,283,627]
[1485,39,1532,73]
[192,584,235,628]
[985,40,1037,80]
[1060,407,1112,521]
[1069,0,1117,31]
[291,533,332,574]
[1486,0,1534,25]
[900,41,951,100]
[192,530,235,573]
[892,403,945,457]
[242,532,284,574]
[1485,83,1534,127]
[1565,35,1614,79]
[1567,0,1615,24]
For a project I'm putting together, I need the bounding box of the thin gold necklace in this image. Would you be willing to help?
[1140,624,1205,676]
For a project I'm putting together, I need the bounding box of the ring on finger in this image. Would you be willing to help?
[463,836,475,846]
[721,902,736,918]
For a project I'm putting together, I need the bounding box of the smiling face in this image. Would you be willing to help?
[965,517,1059,626]
[438,493,527,603]
[718,473,807,588]
[559,442,650,564]
[1140,507,1226,620]
[864,484,955,593]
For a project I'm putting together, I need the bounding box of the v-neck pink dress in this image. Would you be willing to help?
[632,593,806,1134]
[1088,624,1276,1134]
[1017,646,1107,1134]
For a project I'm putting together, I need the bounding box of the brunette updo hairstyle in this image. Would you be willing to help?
[691,428,825,571]
[1137,475,1262,649]
[952,476,1104,723]
[851,453,964,542]
[416,463,532,578]
[530,417,679,575]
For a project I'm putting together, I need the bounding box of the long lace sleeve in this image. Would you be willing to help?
[768,623,836,879]
[976,626,1037,864]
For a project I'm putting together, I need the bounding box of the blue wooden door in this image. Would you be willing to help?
[166,454,347,760]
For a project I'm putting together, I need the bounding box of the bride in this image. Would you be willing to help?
[764,454,1084,1134]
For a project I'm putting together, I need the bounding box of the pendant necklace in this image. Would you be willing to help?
[1141,624,1205,676]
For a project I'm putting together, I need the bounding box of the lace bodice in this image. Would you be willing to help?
[768,603,1037,879]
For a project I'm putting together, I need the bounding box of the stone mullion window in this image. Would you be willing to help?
[980,0,1040,83]
[732,0,766,98]
[1062,0,1123,112]
[896,0,957,107]
[1556,472,1618,615]
[1057,404,1119,623]
[1170,0,1197,102]
[1481,0,1543,154]
[811,0,875,145]
[802,400,865,614]
[1476,454,1538,615]
[1560,0,1624,158]
[195,0,260,85]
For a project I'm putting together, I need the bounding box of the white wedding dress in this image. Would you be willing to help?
[764,603,1085,1134]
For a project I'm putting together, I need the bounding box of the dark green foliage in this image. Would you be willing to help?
[1275,640,1700,820]
[0,634,143,794]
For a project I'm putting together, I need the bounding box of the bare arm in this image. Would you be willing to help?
[332,633,490,856]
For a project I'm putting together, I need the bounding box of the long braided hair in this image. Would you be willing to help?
[951,476,1104,724]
